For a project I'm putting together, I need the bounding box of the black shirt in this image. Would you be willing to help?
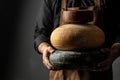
[34,0,120,53]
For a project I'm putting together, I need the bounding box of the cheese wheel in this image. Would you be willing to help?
[50,24,105,50]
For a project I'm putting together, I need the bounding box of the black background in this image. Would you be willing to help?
[0,0,120,80]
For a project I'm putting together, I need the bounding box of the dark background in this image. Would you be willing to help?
[0,0,120,80]
[1,0,49,80]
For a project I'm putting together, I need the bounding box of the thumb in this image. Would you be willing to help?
[48,46,55,54]
[100,48,110,55]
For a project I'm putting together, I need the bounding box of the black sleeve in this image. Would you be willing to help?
[113,3,120,43]
[104,0,120,47]
[108,1,120,43]
[34,0,54,53]
[114,24,120,43]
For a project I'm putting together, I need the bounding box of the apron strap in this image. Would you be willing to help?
[59,0,66,26]
[88,0,101,25]
[94,0,101,9]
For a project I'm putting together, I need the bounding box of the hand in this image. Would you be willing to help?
[38,42,55,70]
[96,43,120,71]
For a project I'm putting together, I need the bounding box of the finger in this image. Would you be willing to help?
[98,60,107,67]
[43,61,53,69]
[43,58,53,69]
[89,63,112,72]
[43,51,53,69]
[99,56,113,66]
[100,48,110,55]
[45,62,53,70]
[102,65,111,71]
[48,46,55,54]
[97,65,112,71]
[97,61,112,72]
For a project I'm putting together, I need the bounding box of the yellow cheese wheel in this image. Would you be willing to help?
[50,24,105,50]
